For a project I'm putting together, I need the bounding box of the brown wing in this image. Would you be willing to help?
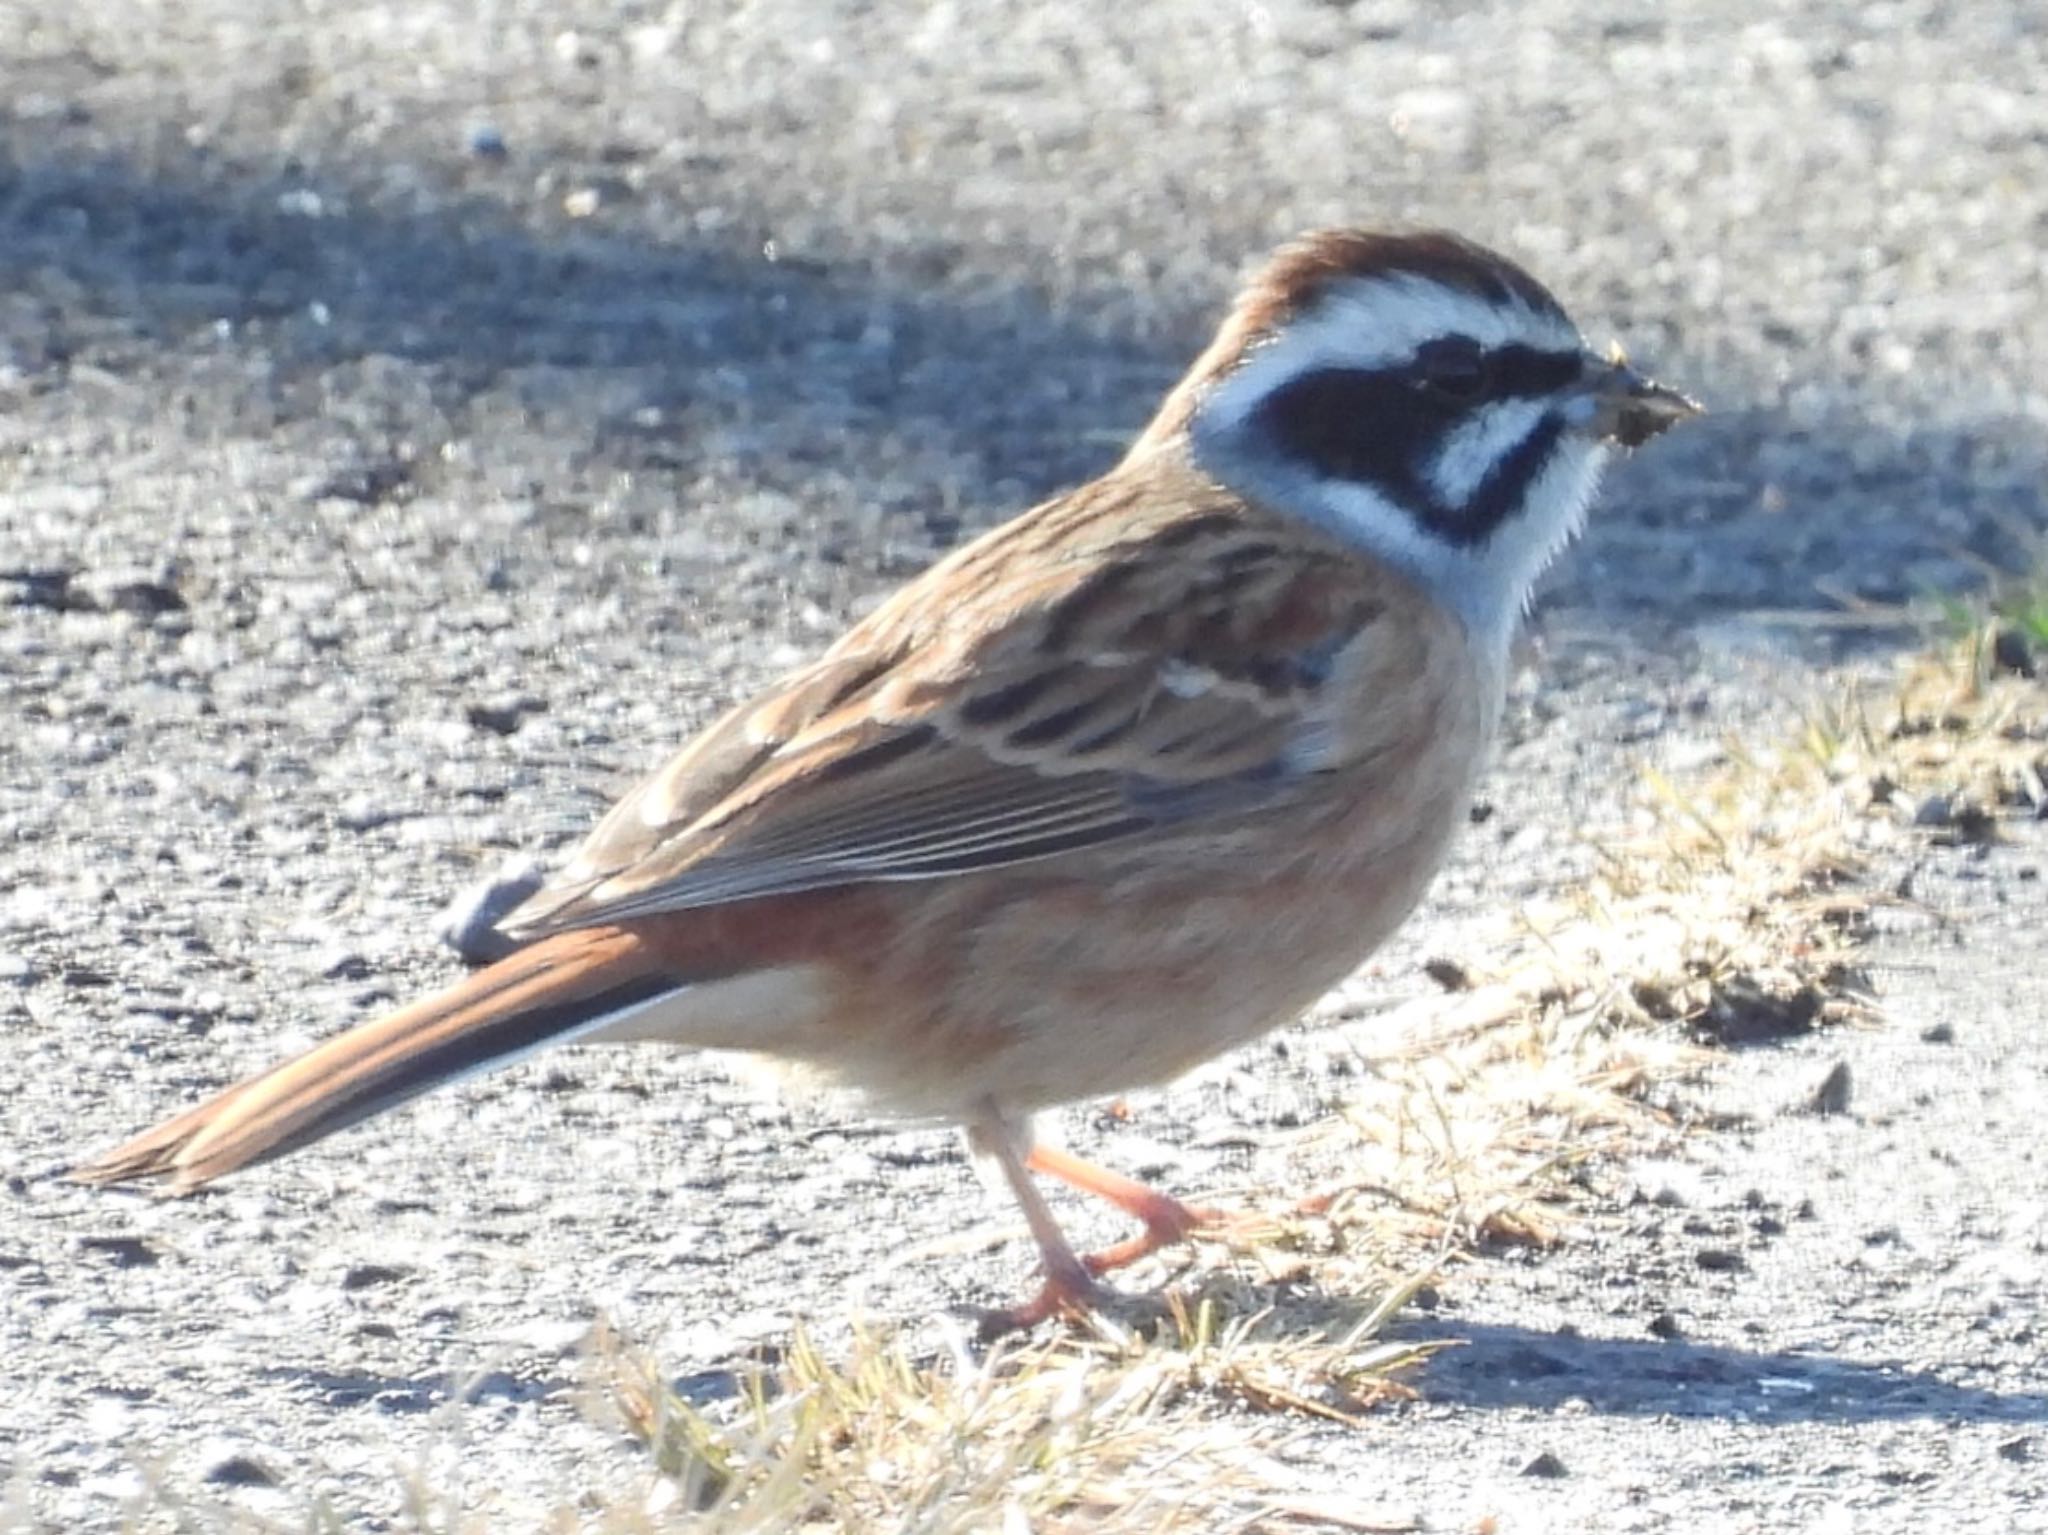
[504,472,1399,938]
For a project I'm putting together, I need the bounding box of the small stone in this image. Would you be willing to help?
[340,1263,412,1291]
[1521,1451,1568,1479]
[1991,626,2036,679]
[465,694,546,736]
[204,1452,280,1488]
[3,568,92,611]
[78,1235,159,1268]
[1997,1434,2034,1463]
[1647,1311,1684,1340]
[1108,1135,1195,1181]
[101,580,187,617]
[1805,1060,1853,1116]
[1422,957,1472,991]
[0,951,36,985]
[505,1316,594,1355]
[335,795,406,833]
[318,949,372,981]
[1913,794,1954,827]
[468,123,508,159]
[1695,1248,1745,1272]
[301,462,411,505]
[1920,1021,1957,1044]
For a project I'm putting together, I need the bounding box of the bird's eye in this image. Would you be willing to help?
[1412,338,1491,403]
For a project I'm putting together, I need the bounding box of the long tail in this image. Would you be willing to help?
[70,926,695,1193]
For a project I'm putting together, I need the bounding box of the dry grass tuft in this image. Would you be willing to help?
[584,1288,1441,1535]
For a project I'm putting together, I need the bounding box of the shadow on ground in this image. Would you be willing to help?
[1408,1318,2048,1424]
[5,133,2045,641]
[0,141,1164,513]
[252,1313,2048,1429]
[258,1364,573,1415]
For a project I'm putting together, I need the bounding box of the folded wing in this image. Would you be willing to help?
[506,485,1396,937]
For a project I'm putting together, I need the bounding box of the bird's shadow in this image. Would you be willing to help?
[1395,1316,2048,1425]
[257,1363,573,1416]
[256,1302,2048,1432]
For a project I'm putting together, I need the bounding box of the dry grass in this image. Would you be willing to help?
[583,1292,1440,1535]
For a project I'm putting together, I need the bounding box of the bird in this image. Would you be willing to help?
[72,228,1698,1326]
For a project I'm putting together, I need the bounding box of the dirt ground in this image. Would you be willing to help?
[3,2,2046,1530]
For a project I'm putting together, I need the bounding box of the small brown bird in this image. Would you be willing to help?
[73,229,1696,1324]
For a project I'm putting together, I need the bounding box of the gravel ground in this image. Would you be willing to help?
[3,1,2046,1529]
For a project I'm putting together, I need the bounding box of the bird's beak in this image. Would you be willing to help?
[1577,357,1702,448]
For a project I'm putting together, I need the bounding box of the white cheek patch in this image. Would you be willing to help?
[1427,399,1549,508]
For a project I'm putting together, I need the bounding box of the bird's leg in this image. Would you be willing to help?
[1025,1141,1223,1276]
[969,1107,1235,1329]
[968,1113,1109,1329]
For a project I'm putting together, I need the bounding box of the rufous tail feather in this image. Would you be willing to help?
[70,927,687,1193]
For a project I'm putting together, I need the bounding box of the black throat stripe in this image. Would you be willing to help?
[1440,413,1566,546]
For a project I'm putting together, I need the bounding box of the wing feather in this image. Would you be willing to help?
[504,474,1401,938]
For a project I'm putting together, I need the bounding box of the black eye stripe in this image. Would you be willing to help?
[1411,343,1581,398]
[1256,367,1427,495]
[1253,346,1580,489]
[1248,347,1579,547]
[1485,346,1584,397]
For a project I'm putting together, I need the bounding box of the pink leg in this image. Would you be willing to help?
[968,1108,1225,1329]
[969,1117,1109,1329]
[1024,1142,1222,1276]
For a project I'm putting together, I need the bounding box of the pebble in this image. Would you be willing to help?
[339,1263,413,1292]
[503,1316,595,1356]
[1805,1060,1854,1116]
[1991,626,2036,679]
[203,1450,282,1488]
[1913,794,1955,827]
[465,694,547,736]
[76,1235,159,1268]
